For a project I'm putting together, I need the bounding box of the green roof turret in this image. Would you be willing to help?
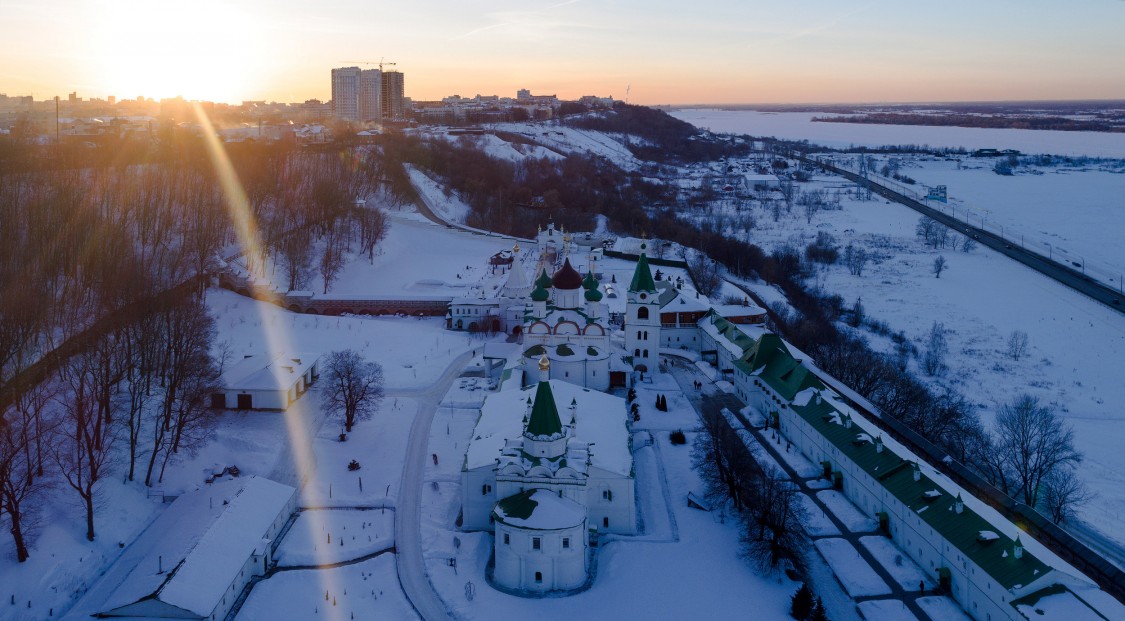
[535,268,553,290]
[629,242,657,292]
[525,380,564,438]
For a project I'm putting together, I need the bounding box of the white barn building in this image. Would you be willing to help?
[213,352,320,411]
[93,476,297,620]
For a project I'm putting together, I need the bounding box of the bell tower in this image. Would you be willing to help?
[625,241,660,375]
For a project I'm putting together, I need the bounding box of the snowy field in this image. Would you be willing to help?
[670,109,1125,157]
[235,210,521,298]
[813,538,892,598]
[275,509,394,567]
[236,555,417,621]
[209,289,475,389]
[855,154,1125,278]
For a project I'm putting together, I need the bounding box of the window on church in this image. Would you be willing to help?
[603,517,609,528]
[634,349,640,357]
[535,571,543,583]
[532,537,541,550]
[602,489,613,501]
[482,484,491,495]
[643,349,648,358]
[637,307,649,320]
[504,533,510,545]
[562,537,570,549]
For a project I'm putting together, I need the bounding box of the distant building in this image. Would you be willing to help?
[358,69,383,122]
[331,66,382,122]
[93,476,297,620]
[381,71,405,120]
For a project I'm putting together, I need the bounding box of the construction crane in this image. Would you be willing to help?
[342,58,397,71]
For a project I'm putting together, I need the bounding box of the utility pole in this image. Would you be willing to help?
[54,95,60,144]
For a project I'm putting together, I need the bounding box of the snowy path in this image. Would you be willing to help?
[395,349,477,621]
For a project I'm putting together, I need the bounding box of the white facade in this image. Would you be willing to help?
[331,67,361,121]
[492,490,588,592]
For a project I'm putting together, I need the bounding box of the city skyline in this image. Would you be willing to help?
[2,0,1124,106]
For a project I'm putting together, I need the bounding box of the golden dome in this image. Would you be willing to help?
[538,353,551,371]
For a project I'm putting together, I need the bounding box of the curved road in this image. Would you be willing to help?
[392,348,477,621]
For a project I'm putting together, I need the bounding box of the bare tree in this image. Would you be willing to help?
[1040,467,1093,524]
[54,355,114,541]
[0,406,51,561]
[932,255,947,278]
[961,235,977,253]
[916,216,941,248]
[993,395,1081,507]
[356,202,390,263]
[687,252,723,298]
[1006,330,1030,361]
[323,350,385,433]
[742,463,808,575]
[922,322,947,376]
[844,244,868,277]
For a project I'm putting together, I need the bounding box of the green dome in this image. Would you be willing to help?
[582,270,599,290]
[585,288,603,302]
[535,268,553,290]
[531,286,550,302]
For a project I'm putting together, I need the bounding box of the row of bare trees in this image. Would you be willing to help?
[692,409,809,575]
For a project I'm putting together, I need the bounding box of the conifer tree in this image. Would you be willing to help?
[809,597,829,621]
[790,584,813,619]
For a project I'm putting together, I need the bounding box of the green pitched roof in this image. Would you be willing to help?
[526,381,564,437]
[629,246,656,292]
[790,394,1051,590]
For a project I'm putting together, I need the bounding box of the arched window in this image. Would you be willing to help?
[643,349,649,357]
[637,307,649,320]
[634,349,640,357]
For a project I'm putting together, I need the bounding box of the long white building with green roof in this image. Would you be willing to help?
[695,311,1120,621]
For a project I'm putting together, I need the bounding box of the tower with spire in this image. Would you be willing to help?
[625,239,661,375]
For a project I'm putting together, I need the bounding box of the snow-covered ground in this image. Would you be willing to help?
[859,535,935,592]
[491,121,644,171]
[234,210,520,298]
[800,495,841,538]
[856,598,918,621]
[813,537,892,598]
[856,154,1125,279]
[275,510,394,567]
[817,491,878,534]
[236,555,417,621]
[670,109,1125,157]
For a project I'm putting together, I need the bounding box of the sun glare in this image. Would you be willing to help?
[90,0,266,102]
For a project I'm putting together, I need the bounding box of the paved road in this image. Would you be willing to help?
[394,348,477,621]
[665,358,939,621]
[792,151,1125,314]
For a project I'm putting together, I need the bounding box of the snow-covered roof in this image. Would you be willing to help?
[493,489,586,530]
[711,303,767,319]
[222,352,319,392]
[98,476,296,618]
[466,380,631,476]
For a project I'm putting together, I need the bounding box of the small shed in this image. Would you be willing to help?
[213,352,320,411]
